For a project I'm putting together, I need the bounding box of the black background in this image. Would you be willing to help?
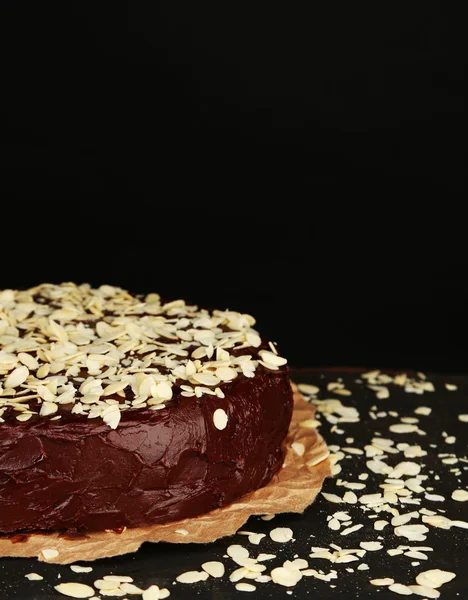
[0,2,465,373]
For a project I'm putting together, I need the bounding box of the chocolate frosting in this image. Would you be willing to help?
[0,368,292,534]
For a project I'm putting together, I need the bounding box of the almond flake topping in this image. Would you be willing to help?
[0,283,285,428]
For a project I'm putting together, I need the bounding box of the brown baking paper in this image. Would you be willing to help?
[0,385,331,564]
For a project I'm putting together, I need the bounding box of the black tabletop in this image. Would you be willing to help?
[1,369,467,599]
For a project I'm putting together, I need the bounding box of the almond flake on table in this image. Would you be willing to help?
[458,414,468,422]
[360,541,383,551]
[408,585,440,598]
[269,527,293,543]
[415,569,456,589]
[445,383,457,391]
[370,578,395,586]
[202,561,225,578]
[55,583,95,598]
[388,582,414,595]
[25,573,43,580]
[452,489,468,501]
[176,571,209,584]
[298,384,320,396]
[270,567,302,587]
[235,583,256,592]
[70,566,93,574]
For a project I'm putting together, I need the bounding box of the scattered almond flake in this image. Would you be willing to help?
[235,582,256,592]
[391,513,419,527]
[328,518,341,531]
[55,582,95,598]
[343,491,358,504]
[408,585,440,598]
[257,554,276,562]
[360,541,383,551]
[176,571,209,584]
[270,527,293,543]
[389,424,419,434]
[4,366,29,389]
[374,520,389,531]
[41,548,59,560]
[120,582,144,595]
[357,563,369,571]
[143,586,170,600]
[414,406,433,418]
[452,489,468,502]
[445,383,457,391]
[70,566,93,574]
[322,492,343,504]
[298,383,320,396]
[415,569,456,589]
[95,580,121,590]
[404,445,427,458]
[424,493,445,502]
[229,568,249,582]
[458,414,468,422]
[213,408,228,430]
[342,447,364,455]
[404,550,428,560]
[370,578,395,586]
[260,514,275,521]
[103,575,133,583]
[270,567,302,587]
[388,549,404,556]
[394,525,429,541]
[389,582,414,595]
[445,436,456,444]
[291,442,305,456]
[175,528,188,536]
[25,573,43,580]
[340,524,363,536]
[202,561,225,578]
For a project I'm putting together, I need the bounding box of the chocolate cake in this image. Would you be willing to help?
[0,284,293,534]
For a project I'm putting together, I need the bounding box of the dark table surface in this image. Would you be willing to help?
[1,369,467,599]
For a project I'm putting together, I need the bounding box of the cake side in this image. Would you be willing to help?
[0,369,292,533]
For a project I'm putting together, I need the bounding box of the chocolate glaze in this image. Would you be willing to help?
[0,368,292,534]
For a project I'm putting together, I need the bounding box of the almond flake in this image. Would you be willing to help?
[291,442,305,456]
[213,408,228,430]
[25,573,43,580]
[41,548,59,560]
[176,571,209,584]
[298,384,320,396]
[415,569,456,589]
[370,578,394,586]
[270,567,302,587]
[55,583,95,598]
[269,527,293,543]
[70,566,93,574]
[202,561,225,578]
[452,489,468,502]
[235,583,256,592]
[360,541,383,551]
[388,583,413,595]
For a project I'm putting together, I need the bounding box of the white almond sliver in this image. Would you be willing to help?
[202,561,225,578]
[235,583,256,592]
[452,489,468,502]
[360,542,383,551]
[70,566,93,574]
[55,583,95,598]
[269,527,293,543]
[176,571,209,584]
[298,384,320,396]
[370,578,394,586]
[25,573,43,581]
[408,585,440,598]
[415,569,456,589]
[213,408,228,430]
[270,567,302,587]
[41,548,59,560]
[388,583,413,595]
[291,442,305,456]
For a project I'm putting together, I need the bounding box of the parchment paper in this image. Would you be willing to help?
[0,385,330,564]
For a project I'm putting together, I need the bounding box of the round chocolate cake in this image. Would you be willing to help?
[0,284,293,534]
